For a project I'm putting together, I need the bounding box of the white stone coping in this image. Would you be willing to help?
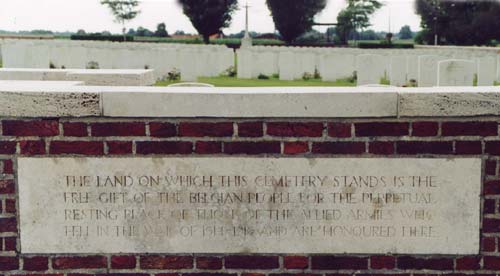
[1,85,500,118]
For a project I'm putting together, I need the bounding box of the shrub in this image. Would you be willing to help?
[86,61,99,69]
[302,72,313,81]
[166,68,181,81]
[272,73,280,79]
[71,34,134,42]
[222,66,237,77]
[314,68,321,79]
[49,62,56,69]
[258,73,270,80]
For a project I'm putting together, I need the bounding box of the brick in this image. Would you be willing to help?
[482,237,496,252]
[183,274,236,276]
[312,142,365,154]
[397,141,453,154]
[149,122,177,137]
[52,256,107,269]
[2,159,13,174]
[20,140,46,155]
[196,257,222,270]
[238,122,263,137]
[284,256,308,269]
[269,274,320,276]
[0,217,16,232]
[397,256,453,270]
[442,121,498,136]
[96,274,148,276]
[23,256,49,271]
[486,141,500,155]
[195,141,222,154]
[3,237,16,251]
[225,255,279,269]
[328,123,351,138]
[311,256,368,270]
[455,141,482,154]
[267,122,323,137]
[369,141,394,155]
[412,121,439,137]
[2,120,59,136]
[179,122,233,137]
[140,255,193,269]
[355,122,409,137]
[5,199,15,214]
[241,274,265,276]
[370,256,395,269]
[91,122,146,137]
[485,180,500,195]
[455,256,480,270]
[224,142,280,155]
[484,256,500,269]
[107,141,133,155]
[111,255,136,269]
[483,218,500,233]
[63,122,87,137]
[0,141,16,154]
[0,180,15,194]
[0,256,19,270]
[136,141,192,155]
[484,199,496,214]
[486,160,497,175]
[50,141,104,155]
[284,142,309,155]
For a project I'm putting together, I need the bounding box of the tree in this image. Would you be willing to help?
[415,0,500,45]
[76,29,87,35]
[136,26,153,37]
[266,0,326,44]
[398,25,413,39]
[178,0,238,44]
[101,0,140,38]
[336,0,382,45]
[154,23,169,37]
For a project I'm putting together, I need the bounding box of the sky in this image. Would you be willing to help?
[0,0,422,34]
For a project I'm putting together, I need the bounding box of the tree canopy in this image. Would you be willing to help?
[178,0,238,44]
[101,0,140,35]
[415,0,500,45]
[398,25,413,39]
[266,0,327,44]
[336,0,382,45]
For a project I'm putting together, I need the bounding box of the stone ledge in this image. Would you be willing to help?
[0,86,500,118]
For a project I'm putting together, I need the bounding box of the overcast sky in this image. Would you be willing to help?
[0,0,421,34]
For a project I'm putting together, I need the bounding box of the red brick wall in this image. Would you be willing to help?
[1,117,499,275]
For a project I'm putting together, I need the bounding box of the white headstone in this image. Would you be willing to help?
[320,53,356,82]
[437,59,475,86]
[237,49,253,79]
[279,51,295,81]
[356,54,385,86]
[390,56,408,86]
[418,55,445,87]
[477,56,496,86]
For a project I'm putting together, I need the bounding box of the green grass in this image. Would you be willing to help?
[155,76,356,87]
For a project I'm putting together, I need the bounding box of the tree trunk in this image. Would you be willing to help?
[203,34,210,44]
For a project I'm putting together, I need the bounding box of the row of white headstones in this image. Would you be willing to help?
[0,39,234,82]
[237,47,499,86]
[1,39,498,86]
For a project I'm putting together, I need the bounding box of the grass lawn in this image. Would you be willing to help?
[155,76,356,87]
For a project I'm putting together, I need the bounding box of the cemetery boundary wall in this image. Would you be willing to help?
[1,86,500,275]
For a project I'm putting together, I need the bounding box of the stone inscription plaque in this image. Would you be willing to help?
[18,157,481,254]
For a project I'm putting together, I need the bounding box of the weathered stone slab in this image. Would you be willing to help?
[390,56,407,86]
[19,157,480,254]
[66,69,156,86]
[477,56,497,86]
[102,87,398,117]
[399,87,500,116]
[0,89,100,117]
[418,55,446,87]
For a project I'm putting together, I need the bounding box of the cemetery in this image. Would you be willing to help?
[1,0,500,275]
